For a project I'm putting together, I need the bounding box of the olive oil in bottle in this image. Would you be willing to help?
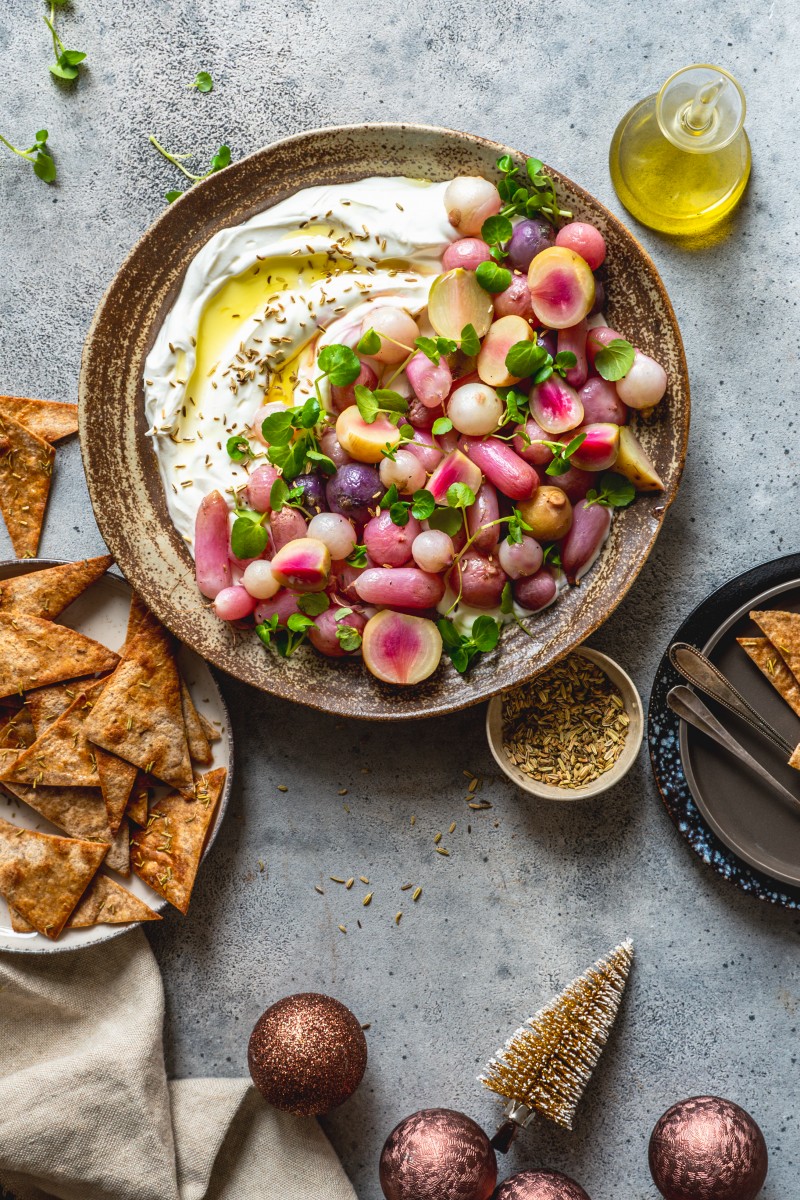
[609,64,751,236]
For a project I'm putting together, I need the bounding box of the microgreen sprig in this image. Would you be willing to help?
[505,340,577,386]
[437,614,501,674]
[43,2,86,82]
[380,485,436,527]
[591,337,635,381]
[500,581,535,640]
[230,508,269,559]
[537,432,587,477]
[495,154,572,223]
[585,471,636,508]
[149,135,232,203]
[190,71,214,93]
[0,129,56,182]
[256,613,315,658]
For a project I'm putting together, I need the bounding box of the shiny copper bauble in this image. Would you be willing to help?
[649,1096,768,1200]
[247,992,367,1116]
[380,1108,497,1200]
[492,1168,592,1200]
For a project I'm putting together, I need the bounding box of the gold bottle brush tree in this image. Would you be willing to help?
[609,64,751,235]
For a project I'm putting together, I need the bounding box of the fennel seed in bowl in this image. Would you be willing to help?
[502,654,630,789]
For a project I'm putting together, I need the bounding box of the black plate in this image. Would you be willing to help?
[649,553,800,909]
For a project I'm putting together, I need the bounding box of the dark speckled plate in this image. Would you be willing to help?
[649,553,800,909]
[80,123,689,720]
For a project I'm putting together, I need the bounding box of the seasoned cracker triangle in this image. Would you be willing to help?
[0,556,114,620]
[180,679,213,765]
[0,612,119,697]
[0,816,107,939]
[9,873,160,932]
[0,414,55,558]
[96,751,137,833]
[84,623,192,789]
[0,686,105,788]
[131,767,226,913]
[0,396,78,443]
[749,610,800,682]
[738,637,800,719]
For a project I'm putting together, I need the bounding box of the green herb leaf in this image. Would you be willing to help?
[410,489,436,520]
[427,507,462,536]
[496,386,529,425]
[336,624,363,651]
[431,417,453,436]
[356,328,381,356]
[255,616,280,647]
[297,593,330,616]
[544,432,587,477]
[436,615,501,674]
[269,478,289,512]
[585,471,636,509]
[460,324,480,357]
[471,615,501,652]
[192,71,214,92]
[305,448,336,475]
[209,144,231,173]
[318,344,361,386]
[346,544,368,568]
[446,482,476,508]
[32,150,56,182]
[226,434,251,462]
[261,410,294,445]
[415,336,441,364]
[500,581,514,615]
[334,606,353,620]
[476,261,512,294]
[286,613,315,634]
[505,340,549,379]
[166,189,183,203]
[355,384,379,424]
[296,395,321,429]
[389,502,411,527]
[594,338,635,382]
[373,389,409,413]
[379,484,400,510]
[481,214,513,248]
[230,515,268,560]
[542,543,562,569]
[553,350,577,376]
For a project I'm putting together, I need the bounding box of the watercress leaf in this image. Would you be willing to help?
[286,613,315,634]
[594,338,635,382]
[261,411,293,445]
[450,646,470,673]
[226,434,251,462]
[166,189,184,203]
[297,592,330,616]
[373,389,408,413]
[209,144,231,173]
[599,471,636,508]
[526,157,544,181]
[436,336,458,355]
[489,244,508,262]
[427,507,462,536]
[269,477,289,512]
[446,482,476,508]
[436,617,463,650]
[471,615,501,652]
[276,437,310,481]
[333,606,353,620]
[431,417,453,436]
[476,261,512,294]
[346,544,367,568]
[410,489,435,520]
[296,395,321,428]
[319,343,361,386]
[255,616,279,647]
[542,543,561,568]
[379,484,400,510]
[505,340,549,378]
[497,154,515,174]
[35,129,48,144]
[62,49,87,65]
[500,581,514,615]
[497,386,528,424]
[336,624,362,651]
[354,384,379,424]
[50,59,79,80]
[192,71,214,92]
[230,516,268,560]
[305,448,336,475]
[33,151,56,182]
[389,502,411,527]
[399,423,415,441]
[532,363,554,385]
[356,328,381,356]
[554,350,577,371]
[460,323,480,357]
[564,432,587,456]
[415,336,440,364]
[481,214,513,247]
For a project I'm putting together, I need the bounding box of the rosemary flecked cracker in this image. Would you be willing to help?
[0,705,35,750]
[0,413,56,558]
[0,555,113,620]
[0,612,119,697]
[0,396,78,443]
[749,611,800,682]
[0,687,105,788]
[0,816,107,939]
[96,751,137,833]
[131,767,226,913]
[125,773,151,826]
[180,679,213,765]
[10,873,160,932]
[84,624,192,789]
[738,636,800,719]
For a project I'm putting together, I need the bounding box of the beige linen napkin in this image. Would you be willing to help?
[0,929,357,1200]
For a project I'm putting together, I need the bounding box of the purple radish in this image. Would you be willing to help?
[309,608,366,657]
[513,568,558,611]
[269,506,308,551]
[578,377,628,425]
[449,550,507,609]
[561,500,612,584]
[467,482,500,552]
[557,319,588,388]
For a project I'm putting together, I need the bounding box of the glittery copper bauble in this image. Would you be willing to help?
[380,1108,497,1200]
[649,1096,768,1200]
[247,992,367,1116]
[492,1169,592,1200]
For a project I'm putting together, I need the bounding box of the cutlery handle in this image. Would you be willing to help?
[667,685,800,814]
[669,641,795,757]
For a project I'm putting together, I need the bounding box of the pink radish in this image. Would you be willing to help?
[195,490,232,599]
[458,436,538,501]
[354,567,445,609]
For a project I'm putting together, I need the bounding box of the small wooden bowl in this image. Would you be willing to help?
[486,648,644,800]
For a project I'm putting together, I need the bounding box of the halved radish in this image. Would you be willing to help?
[362,610,443,685]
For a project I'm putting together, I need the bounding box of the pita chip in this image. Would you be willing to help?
[106,818,130,876]
[0,555,113,621]
[0,612,118,697]
[0,688,105,788]
[10,873,159,932]
[124,592,160,647]
[738,637,800,719]
[0,413,55,558]
[84,624,192,789]
[180,680,213,765]
[26,682,80,734]
[131,767,226,913]
[0,816,106,938]
[0,396,78,443]
[96,751,137,832]
[125,773,151,826]
[0,705,35,750]
[750,610,800,681]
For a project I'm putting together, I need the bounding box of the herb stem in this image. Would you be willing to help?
[42,14,64,57]
[0,133,34,161]
[148,134,203,182]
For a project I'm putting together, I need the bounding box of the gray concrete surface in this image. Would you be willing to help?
[1,2,799,1196]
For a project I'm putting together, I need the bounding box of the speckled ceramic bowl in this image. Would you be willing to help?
[80,123,689,720]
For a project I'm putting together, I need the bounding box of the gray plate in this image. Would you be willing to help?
[679,577,800,886]
[0,559,234,954]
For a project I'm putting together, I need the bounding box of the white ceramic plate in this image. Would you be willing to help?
[0,559,233,954]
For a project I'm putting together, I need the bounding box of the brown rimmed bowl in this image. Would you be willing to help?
[80,123,689,720]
